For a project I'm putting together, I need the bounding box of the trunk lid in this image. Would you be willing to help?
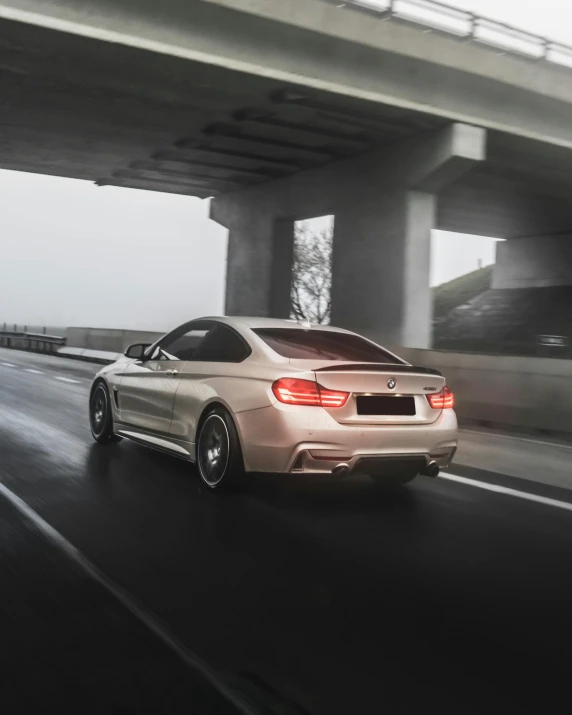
[289,360,445,425]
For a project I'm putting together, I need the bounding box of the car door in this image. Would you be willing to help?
[117,322,211,436]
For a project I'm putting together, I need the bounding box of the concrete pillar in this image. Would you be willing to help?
[331,191,435,348]
[493,233,572,289]
[404,192,436,348]
[269,218,296,318]
[212,205,275,316]
[210,122,486,346]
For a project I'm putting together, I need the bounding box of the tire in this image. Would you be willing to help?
[89,381,121,444]
[196,407,245,490]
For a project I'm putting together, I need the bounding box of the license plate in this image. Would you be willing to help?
[356,395,416,416]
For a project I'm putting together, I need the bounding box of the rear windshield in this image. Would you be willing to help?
[253,328,403,363]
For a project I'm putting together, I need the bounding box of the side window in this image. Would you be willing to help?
[191,324,251,363]
[150,323,212,361]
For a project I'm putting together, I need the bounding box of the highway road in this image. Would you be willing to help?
[1,347,572,714]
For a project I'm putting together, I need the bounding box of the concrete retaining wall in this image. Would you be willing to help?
[66,327,164,353]
[493,234,572,289]
[398,348,572,434]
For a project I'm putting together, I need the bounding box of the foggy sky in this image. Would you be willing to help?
[448,0,572,45]
[431,232,501,287]
[0,171,227,332]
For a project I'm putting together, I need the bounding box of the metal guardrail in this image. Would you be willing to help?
[322,0,572,69]
[0,330,66,354]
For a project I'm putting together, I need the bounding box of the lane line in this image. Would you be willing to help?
[25,369,45,375]
[54,376,82,384]
[0,481,256,715]
[442,473,572,513]
[1,362,16,367]
[460,429,572,451]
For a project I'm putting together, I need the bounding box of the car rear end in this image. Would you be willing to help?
[233,323,457,481]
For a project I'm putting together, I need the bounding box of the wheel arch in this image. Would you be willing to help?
[90,377,120,420]
[90,376,108,399]
[195,400,248,469]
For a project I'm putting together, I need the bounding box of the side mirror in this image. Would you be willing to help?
[124,343,150,360]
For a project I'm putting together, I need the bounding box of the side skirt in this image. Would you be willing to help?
[115,425,195,462]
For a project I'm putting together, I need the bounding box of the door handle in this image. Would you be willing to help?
[165,369,178,376]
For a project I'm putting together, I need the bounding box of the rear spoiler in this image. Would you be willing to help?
[313,363,443,377]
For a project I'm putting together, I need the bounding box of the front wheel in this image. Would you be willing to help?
[196,408,244,490]
[89,382,121,444]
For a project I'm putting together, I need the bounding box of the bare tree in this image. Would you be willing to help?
[290,221,333,324]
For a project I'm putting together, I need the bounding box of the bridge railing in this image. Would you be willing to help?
[322,0,572,69]
[0,330,66,354]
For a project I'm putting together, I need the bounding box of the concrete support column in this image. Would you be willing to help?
[269,218,296,318]
[210,122,486,347]
[210,201,275,316]
[331,191,435,348]
[210,202,295,317]
[330,123,484,348]
[404,192,436,348]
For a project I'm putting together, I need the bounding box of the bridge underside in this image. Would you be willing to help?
[3,15,572,238]
[4,14,572,347]
[0,17,448,198]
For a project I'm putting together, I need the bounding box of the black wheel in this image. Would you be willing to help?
[196,407,244,490]
[89,382,120,444]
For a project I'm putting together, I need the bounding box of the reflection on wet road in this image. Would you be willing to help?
[1,348,572,714]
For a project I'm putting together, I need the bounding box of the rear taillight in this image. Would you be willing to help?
[427,386,454,409]
[272,378,349,408]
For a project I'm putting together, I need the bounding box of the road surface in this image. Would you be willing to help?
[1,347,572,714]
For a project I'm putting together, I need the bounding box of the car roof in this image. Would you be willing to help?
[197,316,354,333]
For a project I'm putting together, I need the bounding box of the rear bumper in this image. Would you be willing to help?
[234,403,458,475]
[295,449,456,477]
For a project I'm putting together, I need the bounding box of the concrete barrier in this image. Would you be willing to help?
[58,347,123,365]
[66,328,164,354]
[398,348,572,435]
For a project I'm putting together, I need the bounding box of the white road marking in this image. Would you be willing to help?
[1,362,16,367]
[460,429,572,451]
[54,376,81,384]
[442,473,572,513]
[25,369,44,375]
[0,481,256,715]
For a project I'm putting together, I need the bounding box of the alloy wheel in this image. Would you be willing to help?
[198,414,230,487]
[90,385,107,437]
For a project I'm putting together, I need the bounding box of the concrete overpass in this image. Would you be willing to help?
[3,0,572,345]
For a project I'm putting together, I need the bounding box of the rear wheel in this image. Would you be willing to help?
[89,382,120,444]
[196,407,244,490]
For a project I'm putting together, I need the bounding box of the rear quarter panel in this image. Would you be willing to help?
[169,361,308,443]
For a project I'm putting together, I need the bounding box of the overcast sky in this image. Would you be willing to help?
[446,0,572,44]
[1,0,569,329]
[0,171,227,331]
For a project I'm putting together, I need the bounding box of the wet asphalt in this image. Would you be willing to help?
[1,347,572,714]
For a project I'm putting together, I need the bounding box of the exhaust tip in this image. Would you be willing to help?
[423,461,440,478]
[332,463,350,478]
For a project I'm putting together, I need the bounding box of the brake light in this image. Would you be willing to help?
[427,386,454,409]
[319,388,349,408]
[272,378,349,408]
